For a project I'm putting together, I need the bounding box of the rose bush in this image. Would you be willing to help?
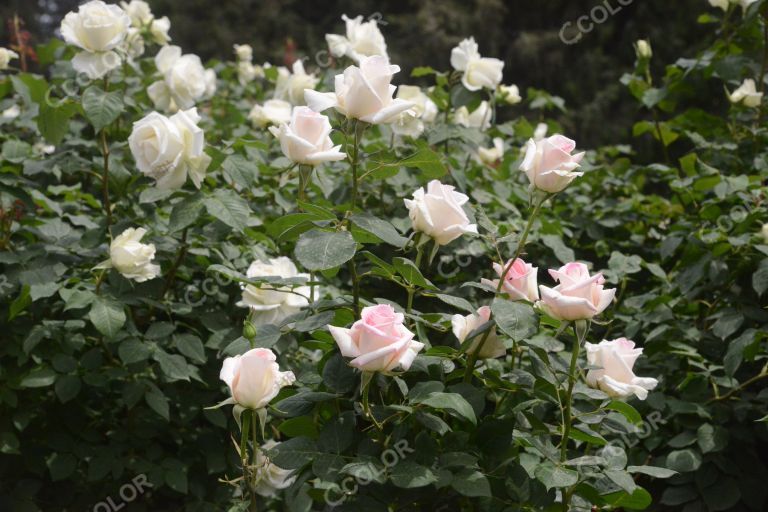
[0,2,767,512]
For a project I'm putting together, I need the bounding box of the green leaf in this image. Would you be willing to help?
[203,189,251,232]
[169,193,204,233]
[47,453,77,482]
[451,469,491,497]
[20,367,56,388]
[55,375,81,403]
[222,154,258,188]
[434,293,475,314]
[393,257,436,289]
[145,387,170,420]
[81,86,123,132]
[273,392,338,417]
[350,213,408,248]
[153,350,191,382]
[294,229,356,271]
[416,392,477,425]
[390,461,438,488]
[119,338,152,364]
[627,465,678,478]
[665,449,702,473]
[38,103,76,145]
[401,148,447,179]
[491,299,538,340]
[88,297,126,338]
[696,423,727,453]
[534,462,578,489]
[269,436,319,469]
[605,400,643,425]
[605,469,637,493]
[753,259,768,296]
[602,487,653,510]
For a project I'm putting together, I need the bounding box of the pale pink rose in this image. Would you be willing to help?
[404,180,478,246]
[481,258,538,302]
[585,338,659,400]
[539,262,616,321]
[304,55,414,124]
[452,306,505,359]
[268,106,346,165]
[328,304,424,372]
[520,134,585,193]
[219,348,295,410]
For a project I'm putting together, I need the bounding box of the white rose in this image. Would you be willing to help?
[539,262,616,321]
[204,69,217,98]
[453,101,491,130]
[104,227,160,282]
[534,122,549,141]
[392,85,438,138]
[237,257,314,326]
[238,61,258,86]
[60,0,130,79]
[249,99,292,127]
[254,440,297,497]
[274,60,319,105]
[452,306,505,359]
[520,134,585,193]
[477,137,504,165]
[729,78,763,108]
[268,106,346,165]
[404,180,478,246]
[0,48,19,70]
[635,39,652,59]
[325,14,388,63]
[120,0,152,27]
[762,223,768,244]
[450,37,504,91]
[2,105,20,119]
[149,16,171,45]
[709,0,730,9]
[123,28,145,59]
[219,348,295,410]
[148,45,207,111]
[233,43,253,63]
[585,338,659,400]
[498,84,521,105]
[481,258,539,302]
[128,108,211,189]
[306,55,414,124]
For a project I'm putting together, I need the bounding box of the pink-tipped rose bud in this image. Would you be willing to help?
[481,258,538,302]
[219,348,296,410]
[539,262,615,321]
[520,134,585,193]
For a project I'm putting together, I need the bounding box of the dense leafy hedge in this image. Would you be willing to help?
[0,1,767,511]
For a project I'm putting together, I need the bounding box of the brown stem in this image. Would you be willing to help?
[160,228,188,299]
[100,130,112,232]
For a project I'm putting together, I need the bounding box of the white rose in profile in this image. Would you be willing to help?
[0,48,19,70]
[120,0,152,27]
[149,16,171,45]
[249,99,292,128]
[237,61,258,86]
[585,338,658,400]
[729,78,763,108]
[404,180,478,246]
[450,37,504,91]
[477,137,504,165]
[128,108,211,189]
[326,14,388,63]
[498,84,521,105]
[392,85,438,138]
[520,134,585,193]
[237,257,314,326]
[147,45,207,111]
[539,262,616,321]
[233,43,253,63]
[253,440,297,497]
[328,304,424,373]
[101,227,160,282]
[268,106,346,165]
[452,306,506,359]
[453,101,491,130]
[305,55,414,124]
[60,0,130,79]
[274,60,319,105]
[219,348,296,410]
[481,257,539,302]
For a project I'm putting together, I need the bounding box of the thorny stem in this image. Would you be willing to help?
[160,228,188,299]
[406,242,425,318]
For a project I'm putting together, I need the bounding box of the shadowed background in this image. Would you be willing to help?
[1,0,709,148]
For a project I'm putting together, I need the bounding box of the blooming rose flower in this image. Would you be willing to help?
[498,84,521,105]
[305,55,414,124]
[233,43,253,62]
[253,440,297,497]
[103,227,160,282]
[120,0,152,26]
[585,338,659,400]
[453,101,491,130]
[710,0,759,11]
[0,48,19,70]
[481,258,539,302]
[520,134,585,193]
[404,180,478,246]
[122,28,145,59]
[477,137,504,166]
[149,16,171,45]
[128,108,211,189]
[539,262,616,321]
[219,348,295,410]
[452,306,505,359]
[274,60,319,105]
[325,14,388,63]
[729,79,763,108]
[268,106,346,165]
[328,304,424,372]
[147,45,207,111]
[391,85,438,138]
[249,99,292,128]
[450,37,504,91]
[237,257,314,326]
[60,0,131,78]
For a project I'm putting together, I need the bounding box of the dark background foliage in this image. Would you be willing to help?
[3,0,709,149]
